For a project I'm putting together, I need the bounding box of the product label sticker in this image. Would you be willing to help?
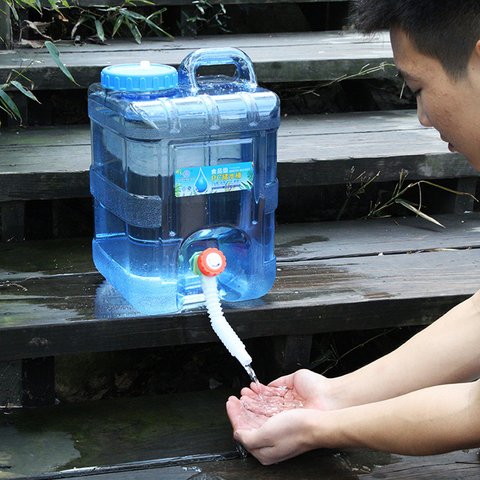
[174,162,254,197]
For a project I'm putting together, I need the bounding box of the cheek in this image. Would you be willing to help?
[419,93,457,133]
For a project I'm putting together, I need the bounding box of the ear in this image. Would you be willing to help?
[470,39,480,75]
[476,39,480,58]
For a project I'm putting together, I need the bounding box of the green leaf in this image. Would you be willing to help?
[123,0,150,4]
[145,19,173,39]
[10,69,33,84]
[9,2,19,21]
[46,0,61,10]
[10,81,39,102]
[71,16,89,40]
[122,17,141,43]
[146,7,167,20]
[112,15,123,37]
[45,41,78,85]
[0,90,21,120]
[121,9,145,21]
[395,199,445,228]
[94,19,105,41]
[128,21,142,44]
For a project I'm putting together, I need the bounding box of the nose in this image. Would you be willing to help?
[417,98,432,127]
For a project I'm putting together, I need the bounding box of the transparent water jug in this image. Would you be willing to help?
[88,48,280,314]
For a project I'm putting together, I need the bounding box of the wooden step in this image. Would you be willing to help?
[0,31,396,90]
[1,110,477,203]
[50,0,350,5]
[1,213,480,362]
[2,386,480,479]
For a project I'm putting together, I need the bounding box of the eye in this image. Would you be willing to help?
[402,81,421,98]
[399,80,420,99]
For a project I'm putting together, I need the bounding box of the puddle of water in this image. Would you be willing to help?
[0,422,80,479]
[276,235,330,259]
[1,390,234,477]
[277,235,329,249]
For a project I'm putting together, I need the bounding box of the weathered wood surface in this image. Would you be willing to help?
[51,0,350,5]
[1,213,480,361]
[0,360,21,407]
[58,450,480,480]
[278,111,478,186]
[2,388,480,479]
[0,31,395,90]
[1,110,476,201]
[1,389,236,478]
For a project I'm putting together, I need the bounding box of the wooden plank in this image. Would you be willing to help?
[58,450,480,480]
[0,237,95,279]
[0,360,22,407]
[1,201,25,241]
[67,0,350,5]
[0,212,477,278]
[0,31,394,90]
[3,384,479,480]
[0,389,238,478]
[453,177,478,214]
[360,450,480,480]
[0,249,472,349]
[2,212,480,275]
[0,359,55,408]
[1,111,478,201]
[275,212,480,261]
[276,112,478,186]
[1,214,480,360]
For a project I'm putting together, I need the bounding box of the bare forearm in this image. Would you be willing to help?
[321,380,480,456]
[331,291,480,408]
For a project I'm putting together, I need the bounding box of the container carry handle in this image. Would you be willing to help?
[178,47,257,92]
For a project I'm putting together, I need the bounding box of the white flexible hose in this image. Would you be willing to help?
[200,275,252,367]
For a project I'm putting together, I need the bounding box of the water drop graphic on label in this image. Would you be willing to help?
[194,168,208,194]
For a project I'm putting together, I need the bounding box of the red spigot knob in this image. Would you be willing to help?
[197,248,227,277]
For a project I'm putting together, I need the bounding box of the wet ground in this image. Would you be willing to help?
[2,388,480,479]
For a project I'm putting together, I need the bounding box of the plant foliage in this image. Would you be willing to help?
[0,39,78,124]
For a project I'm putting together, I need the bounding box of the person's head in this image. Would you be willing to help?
[352,1,480,168]
[352,0,480,80]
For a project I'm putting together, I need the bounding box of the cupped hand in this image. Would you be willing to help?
[226,369,337,464]
[227,406,325,465]
[233,369,336,415]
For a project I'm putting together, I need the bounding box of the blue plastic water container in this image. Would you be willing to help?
[88,48,280,315]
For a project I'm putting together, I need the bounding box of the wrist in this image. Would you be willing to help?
[307,408,359,451]
[324,374,361,410]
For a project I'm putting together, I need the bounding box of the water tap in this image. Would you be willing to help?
[191,248,258,384]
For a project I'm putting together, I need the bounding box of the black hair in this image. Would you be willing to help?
[352,0,480,79]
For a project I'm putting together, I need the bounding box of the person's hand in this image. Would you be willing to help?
[226,369,338,464]
[229,406,325,465]
[267,369,337,410]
